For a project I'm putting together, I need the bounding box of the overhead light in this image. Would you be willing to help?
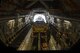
[33,14,47,23]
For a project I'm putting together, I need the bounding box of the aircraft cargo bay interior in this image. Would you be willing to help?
[0,0,80,51]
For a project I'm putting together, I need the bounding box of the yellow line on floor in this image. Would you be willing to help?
[17,28,32,50]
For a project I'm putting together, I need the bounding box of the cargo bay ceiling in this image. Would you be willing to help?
[0,0,80,18]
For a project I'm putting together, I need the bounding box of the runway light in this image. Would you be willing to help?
[33,14,47,23]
